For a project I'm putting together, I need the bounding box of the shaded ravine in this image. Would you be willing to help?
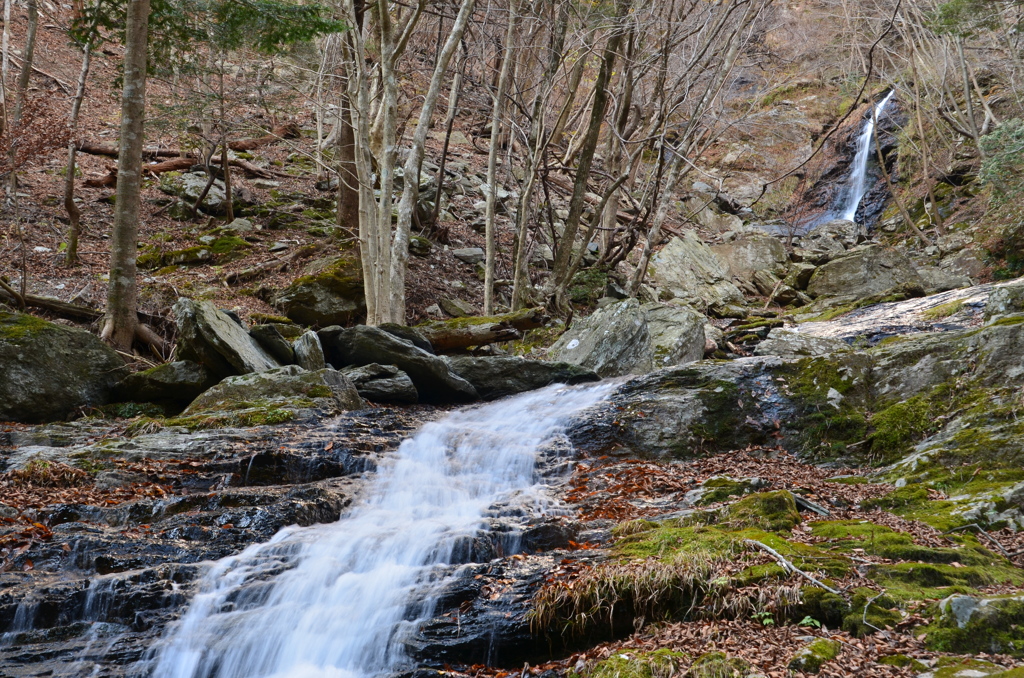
[133,383,613,678]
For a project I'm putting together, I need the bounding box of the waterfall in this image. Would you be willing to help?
[838,90,896,222]
[144,382,612,678]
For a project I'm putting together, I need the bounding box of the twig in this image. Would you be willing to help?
[744,539,844,596]
[9,52,72,93]
[862,589,887,633]
[944,523,1014,560]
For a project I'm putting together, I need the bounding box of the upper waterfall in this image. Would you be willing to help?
[144,382,613,678]
[838,90,896,222]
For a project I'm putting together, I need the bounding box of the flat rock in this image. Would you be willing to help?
[712,233,788,282]
[443,356,599,400]
[753,329,850,358]
[453,248,485,264]
[185,365,363,415]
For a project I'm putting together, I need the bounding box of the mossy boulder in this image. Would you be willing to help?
[0,312,129,423]
[273,254,365,327]
[589,649,688,678]
[183,365,363,419]
[686,651,749,678]
[787,638,841,673]
[158,171,252,216]
[725,491,801,531]
[114,360,217,411]
[927,594,1024,657]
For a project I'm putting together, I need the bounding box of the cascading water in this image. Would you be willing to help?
[143,382,613,678]
[838,90,896,222]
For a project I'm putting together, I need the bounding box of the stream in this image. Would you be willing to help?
[134,382,613,678]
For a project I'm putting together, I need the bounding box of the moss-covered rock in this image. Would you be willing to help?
[686,651,749,678]
[114,360,217,412]
[725,491,801,532]
[787,638,841,673]
[0,312,128,423]
[588,649,688,678]
[927,594,1024,657]
[273,254,365,327]
[184,365,362,416]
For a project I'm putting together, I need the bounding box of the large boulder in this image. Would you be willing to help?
[649,233,744,311]
[443,356,599,401]
[929,594,1024,657]
[294,331,326,371]
[173,298,280,378]
[340,363,419,404]
[158,171,252,216]
[184,365,363,416]
[115,360,217,410]
[273,255,365,327]
[549,299,705,377]
[985,281,1024,324]
[806,245,925,302]
[712,234,788,282]
[318,325,478,403]
[0,312,128,423]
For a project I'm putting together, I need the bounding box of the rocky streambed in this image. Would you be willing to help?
[8,281,1024,676]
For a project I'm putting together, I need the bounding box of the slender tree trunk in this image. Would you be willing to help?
[430,39,467,230]
[219,60,233,222]
[549,0,631,308]
[483,0,518,315]
[387,0,476,324]
[101,0,150,351]
[64,41,92,266]
[0,0,10,136]
[511,0,569,310]
[7,0,37,195]
[549,29,594,147]
[336,89,360,231]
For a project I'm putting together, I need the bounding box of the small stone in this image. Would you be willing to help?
[269,241,290,252]
[424,304,443,317]
[440,298,477,317]
[453,247,485,264]
[252,179,281,189]
[222,218,254,232]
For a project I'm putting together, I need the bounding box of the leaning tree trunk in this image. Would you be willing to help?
[101,0,150,351]
[7,0,37,195]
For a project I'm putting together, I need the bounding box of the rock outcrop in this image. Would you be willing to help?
[184,365,363,417]
[649,233,744,311]
[115,360,217,411]
[806,244,925,302]
[340,363,419,404]
[0,312,128,423]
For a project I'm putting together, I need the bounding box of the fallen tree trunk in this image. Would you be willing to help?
[77,123,301,161]
[416,307,550,353]
[0,282,164,326]
[228,122,301,151]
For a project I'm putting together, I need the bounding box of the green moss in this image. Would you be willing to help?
[94,402,167,420]
[725,491,801,532]
[923,300,966,320]
[842,587,902,636]
[787,638,841,673]
[810,521,1000,567]
[926,597,1024,657]
[697,477,755,505]
[165,404,295,430]
[0,312,56,343]
[568,268,609,306]
[929,658,1010,676]
[826,475,870,484]
[691,380,742,450]
[687,651,749,678]
[792,587,849,629]
[306,385,333,398]
[868,396,934,457]
[587,649,688,678]
[249,313,295,325]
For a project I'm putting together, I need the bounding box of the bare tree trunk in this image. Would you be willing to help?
[7,0,37,195]
[64,41,92,266]
[336,89,360,231]
[483,0,519,315]
[549,0,632,309]
[0,0,10,135]
[101,0,150,351]
[548,29,594,147]
[387,0,477,324]
[219,60,233,222]
[430,39,467,229]
[511,1,569,310]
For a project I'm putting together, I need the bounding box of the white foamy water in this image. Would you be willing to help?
[147,382,612,678]
[839,90,895,222]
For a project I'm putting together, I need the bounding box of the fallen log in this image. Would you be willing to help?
[0,284,165,326]
[228,122,301,151]
[416,307,550,353]
[223,244,321,285]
